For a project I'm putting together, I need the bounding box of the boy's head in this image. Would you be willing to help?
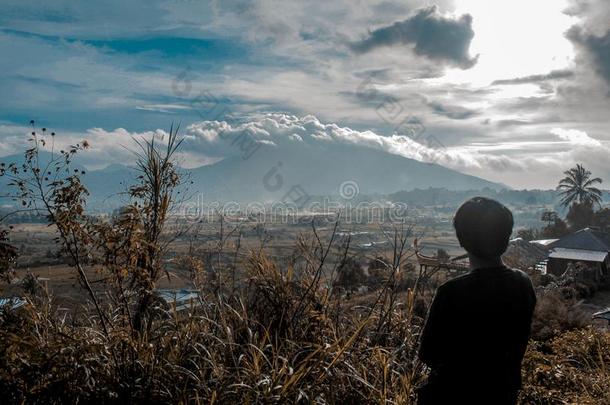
[453,197,513,259]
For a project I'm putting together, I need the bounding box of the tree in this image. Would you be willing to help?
[334,256,366,291]
[517,228,538,241]
[436,248,450,263]
[557,164,602,208]
[566,201,594,231]
[541,211,559,226]
[367,256,389,287]
[542,216,569,238]
[0,124,110,334]
[0,122,185,336]
[593,208,610,231]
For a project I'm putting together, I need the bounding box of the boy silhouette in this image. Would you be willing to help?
[418,197,536,405]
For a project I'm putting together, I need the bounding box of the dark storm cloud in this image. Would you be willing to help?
[492,69,574,85]
[567,26,610,86]
[350,6,477,69]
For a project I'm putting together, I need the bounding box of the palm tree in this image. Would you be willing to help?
[556,164,602,208]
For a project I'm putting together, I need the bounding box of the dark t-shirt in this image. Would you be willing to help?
[418,266,536,405]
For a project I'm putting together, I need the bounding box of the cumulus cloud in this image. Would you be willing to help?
[210,0,455,49]
[351,6,478,69]
[181,115,610,189]
[564,0,610,36]
[0,123,176,169]
[551,127,602,146]
[182,113,522,173]
[564,1,610,87]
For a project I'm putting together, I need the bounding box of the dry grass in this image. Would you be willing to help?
[521,327,610,405]
[0,250,427,404]
[0,251,608,404]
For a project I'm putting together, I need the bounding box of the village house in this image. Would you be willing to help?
[532,227,610,280]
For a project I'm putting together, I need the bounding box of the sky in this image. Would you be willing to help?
[1,0,610,189]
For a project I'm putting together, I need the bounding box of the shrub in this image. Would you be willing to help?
[521,327,610,405]
[333,256,367,291]
[531,288,589,341]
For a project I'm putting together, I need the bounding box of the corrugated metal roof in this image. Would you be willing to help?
[549,248,608,262]
[551,228,610,251]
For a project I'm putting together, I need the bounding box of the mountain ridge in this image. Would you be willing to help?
[0,144,507,210]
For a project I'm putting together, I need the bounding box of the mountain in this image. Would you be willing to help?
[1,143,506,210]
[188,142,506,202]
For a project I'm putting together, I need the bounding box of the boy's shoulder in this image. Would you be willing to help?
[440,266,532,291]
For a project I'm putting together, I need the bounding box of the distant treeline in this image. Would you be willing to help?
[4,188,610,222]
[387,188,610,209]
[0,210,49,224]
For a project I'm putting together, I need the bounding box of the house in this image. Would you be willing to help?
[503,237,548,270]
[537,228,610,278]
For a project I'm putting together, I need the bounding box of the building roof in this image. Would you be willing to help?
[530,238,559,246]
[504,238,548,269]
[549,228,610,252]
[549,248,608,262]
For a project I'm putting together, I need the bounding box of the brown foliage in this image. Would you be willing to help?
[521,327,610,404]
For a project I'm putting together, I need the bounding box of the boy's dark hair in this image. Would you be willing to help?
[453,197,513,259]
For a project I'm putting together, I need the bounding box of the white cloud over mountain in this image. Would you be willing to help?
[4,113,609,189]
